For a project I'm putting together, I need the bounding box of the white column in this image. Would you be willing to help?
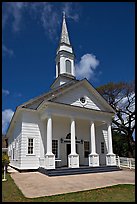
[46,116,52,154]
[45,115,55,169]
[68,118,79,168]
[107,123,113,154]
[90,122,96,154]
[106,122,116,166]
[89,121,99,167]
[71,119,76,154]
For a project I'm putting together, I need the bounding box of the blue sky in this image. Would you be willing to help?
[2,2,135,134]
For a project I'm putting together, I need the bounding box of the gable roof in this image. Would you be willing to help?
[18,78,116,113]
[6,78,115,138]
[38,78,115,113]
[19,79,79,109]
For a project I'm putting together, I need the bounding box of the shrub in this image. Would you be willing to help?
[2,153,10,172]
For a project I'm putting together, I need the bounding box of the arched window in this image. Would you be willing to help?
[58,62,60,75]
[66,133,71,139]
[66,60,71,74]
[66,133,77,140]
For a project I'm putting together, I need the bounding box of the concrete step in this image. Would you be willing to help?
[38,166,121,177]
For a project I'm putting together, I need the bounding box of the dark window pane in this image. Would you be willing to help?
[52,140,58,158]
[58,62,60,75]
[84,141,89,158]
[101,142,104,154]
[66,60,71,73]
[28,138,34,154]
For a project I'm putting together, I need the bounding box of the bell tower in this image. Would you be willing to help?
[51,12,76,89]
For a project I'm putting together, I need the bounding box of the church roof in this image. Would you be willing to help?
[19,79,78,110]
[17,78,115,114]
[60,12,70,45]
[6,79,115,138]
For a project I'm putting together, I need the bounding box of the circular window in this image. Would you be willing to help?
[80,97,86,104]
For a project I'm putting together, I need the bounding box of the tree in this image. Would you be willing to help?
[112,131,135,158]
[97,81,135,158]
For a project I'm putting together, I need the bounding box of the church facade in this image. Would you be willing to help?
[7,14,116,170]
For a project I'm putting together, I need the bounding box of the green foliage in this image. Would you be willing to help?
[2,153,10,167]
[112,132,129,157]
[113,131,135,158]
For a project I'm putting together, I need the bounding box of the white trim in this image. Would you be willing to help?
[40,101,114,124]
[57,139,60,159]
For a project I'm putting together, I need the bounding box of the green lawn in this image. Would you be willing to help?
[2,173,135,202]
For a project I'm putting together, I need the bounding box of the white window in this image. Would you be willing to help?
[28,138,34,154]
[52,140,58,158]
[84,141,90,158]
[66,60,71,73]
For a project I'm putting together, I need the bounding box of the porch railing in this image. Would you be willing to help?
[116,156,135,169]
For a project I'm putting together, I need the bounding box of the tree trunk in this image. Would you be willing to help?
[127,134,134,158]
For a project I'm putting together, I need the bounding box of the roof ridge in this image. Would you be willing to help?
[20,80,78,108]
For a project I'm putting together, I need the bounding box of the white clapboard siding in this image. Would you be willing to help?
[20,111,42,169]
[9,115,22,168]
[54,86,105,111]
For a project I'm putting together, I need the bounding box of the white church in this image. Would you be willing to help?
[7,13,116,171]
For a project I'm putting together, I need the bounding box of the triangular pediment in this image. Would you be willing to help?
[20,79,115,113]
[50,79,115,113]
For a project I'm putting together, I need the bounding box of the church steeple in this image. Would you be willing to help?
[60,12,70,45]
[55,12,75,81]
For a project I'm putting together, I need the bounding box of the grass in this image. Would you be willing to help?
[2,173,135,202]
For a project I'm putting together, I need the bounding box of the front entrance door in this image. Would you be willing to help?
[67,144,71,156]
[66,144,71,166]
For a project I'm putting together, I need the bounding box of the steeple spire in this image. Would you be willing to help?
[52,12,75,89]
[60,11,70,45]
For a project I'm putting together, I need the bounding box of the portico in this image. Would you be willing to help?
[39,101,116,169]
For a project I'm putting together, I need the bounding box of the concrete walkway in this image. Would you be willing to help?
[10,168,135,198]
[7,166,18,173]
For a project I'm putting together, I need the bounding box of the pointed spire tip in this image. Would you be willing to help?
[63,11,65,19]
[60,11,70,45]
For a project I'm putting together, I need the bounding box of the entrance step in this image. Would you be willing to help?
[38,166,121,177]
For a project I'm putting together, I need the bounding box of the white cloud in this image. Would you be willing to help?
[2,2,25,32]
[75,53,99,80]
[2,89,10,96]
[2,109,14,134]
[2,2,80,40]
[62,2,79,22]
[40,3,60,39]
[2,44,14,57]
